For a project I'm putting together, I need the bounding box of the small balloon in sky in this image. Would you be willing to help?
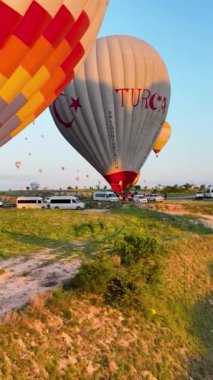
[153,121,172,157]
[15,161,21,169]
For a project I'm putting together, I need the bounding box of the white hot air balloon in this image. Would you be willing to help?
[50,36,170,192]
[30,181,40,190]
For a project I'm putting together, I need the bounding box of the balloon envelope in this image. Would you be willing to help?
[153,121,171,154]
[15,161,21,169]
[30,181,40,190]
[50,35,170,192]
[0,0,108,146]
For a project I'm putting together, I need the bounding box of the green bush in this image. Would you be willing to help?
[104,269,144,310]
[71,234,166,313]
[113,234,165,266]
[71,252,115,294]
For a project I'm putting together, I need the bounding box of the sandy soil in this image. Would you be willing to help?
[148,202,213,228]
[0,250,80,317]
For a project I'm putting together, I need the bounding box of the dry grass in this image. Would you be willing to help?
[0,206,212,379]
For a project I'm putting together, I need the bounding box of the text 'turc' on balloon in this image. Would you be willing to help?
[50,35,171,192]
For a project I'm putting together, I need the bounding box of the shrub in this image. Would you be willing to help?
[113,234,165,266]
[104,269,144,310]
[71,252,115,294]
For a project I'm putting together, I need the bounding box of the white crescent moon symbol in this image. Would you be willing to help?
[149,93,158,110]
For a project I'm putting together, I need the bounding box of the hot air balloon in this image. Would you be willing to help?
[50,36,170,192]
[153,121,171,156]
[15,161,21,169]
[38,168,42,173]
[0,0,108,147]
[61,166,65,171]
[30,181,40,190]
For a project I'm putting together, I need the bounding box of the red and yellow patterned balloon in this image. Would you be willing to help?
[0,0,108,146]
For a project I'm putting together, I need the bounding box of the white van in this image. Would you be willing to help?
[16,196,43,209]
[204,186,213,198]
[93,191,119,202]
[46,196,85,210]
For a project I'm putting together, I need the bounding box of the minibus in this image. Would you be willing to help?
[45,196,85,210]
[92,191,119,202]
[16,197,43,209]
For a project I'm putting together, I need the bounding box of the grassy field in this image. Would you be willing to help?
[0,205,212,379]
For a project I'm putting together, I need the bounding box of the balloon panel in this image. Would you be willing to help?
[0,0,108,146]
[51,36,170,191]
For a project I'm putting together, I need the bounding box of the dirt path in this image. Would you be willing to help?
[0,250,80,317]
[148,202,213,228]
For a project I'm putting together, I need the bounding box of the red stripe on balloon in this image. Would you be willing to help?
[55,71,74,96]
[0,2,21,47]
[14,2,51,48]
[66,11,90,47]
[44,5,74,46]
[61,43,84,74]
[104,171,138,192]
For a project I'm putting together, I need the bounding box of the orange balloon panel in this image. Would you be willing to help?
[0,0,108,146]
[153,121,171,154]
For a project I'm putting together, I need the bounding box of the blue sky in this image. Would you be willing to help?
[0,0,212,190]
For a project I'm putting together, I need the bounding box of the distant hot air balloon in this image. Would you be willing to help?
[28,152,32,156]
[86,174,89,178]
[61,166,65,171]
[38,168,42,173]
[30,181,40,190]
[0,1,108,147]
[15,161,21,169]
[50,36,170,192]
[153,121,171,156]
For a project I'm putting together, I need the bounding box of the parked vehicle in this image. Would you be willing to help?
[93,191,119,202]
[16,197,43,209]
[133,194,147,203]
[195,191,204,200]
[146,194,164,202]
[45,196,85,210]
[204,186,213,198]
